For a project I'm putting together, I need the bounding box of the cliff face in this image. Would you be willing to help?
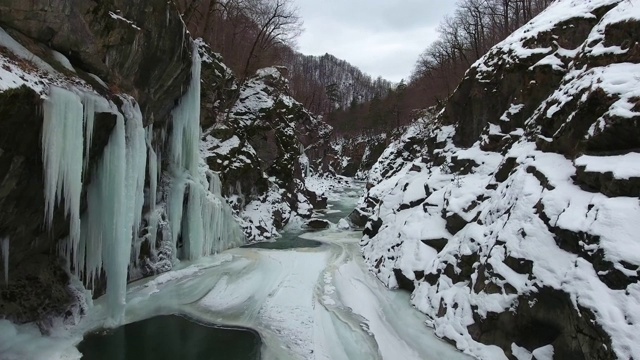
[359,1,640,359]
[319,133,391,179]
[0,0,192,125]
[0,0,251,325]
[197,47,333,241]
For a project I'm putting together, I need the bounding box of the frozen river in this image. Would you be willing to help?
[0,181,470,360]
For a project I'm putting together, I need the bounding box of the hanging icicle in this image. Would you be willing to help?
[42,87,85,264]
[167,44,244,262]
[1,237,9,286]
[82,93,97,172]
[135,124,161,267]
[45,85,147,325]
[76,96,147,325]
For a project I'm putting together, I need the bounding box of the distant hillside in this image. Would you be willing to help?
[282,51,393,114]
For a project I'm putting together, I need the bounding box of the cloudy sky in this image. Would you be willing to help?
[294,0,459,83]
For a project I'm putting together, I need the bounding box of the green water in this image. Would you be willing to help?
[78,315,261,360]
[77,182,365,359]
[243,184,363,250]
[241,231,323,249]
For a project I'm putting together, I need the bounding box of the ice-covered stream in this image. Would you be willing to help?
[0,181,470,360]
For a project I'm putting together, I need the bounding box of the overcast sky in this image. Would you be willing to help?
[294,0,459,83]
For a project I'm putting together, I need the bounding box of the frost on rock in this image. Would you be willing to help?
[0,26,81,94]
[360,1,640,359]
[108,11,142,30]
[325,132,391,179]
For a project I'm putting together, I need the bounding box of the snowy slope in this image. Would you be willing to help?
[360,1,640,359]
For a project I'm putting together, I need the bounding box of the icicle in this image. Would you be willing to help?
[42,86,84,265]
[1,237,8,286]
[183,183,205,259]
[82,93,97,172]
[168,173,187,260]
[167,45,202,262]
[93,113,127,325]
[122,97,148,239]
[141,125,160,265]
[167,44,244,262]
[147,125,158,211]
[169,51,201,175]
[66,95,147,325]
[209,170,222,194]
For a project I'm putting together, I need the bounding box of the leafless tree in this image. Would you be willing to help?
[240,0,302,78]
[176,0,302,78]
[408,0,553,111]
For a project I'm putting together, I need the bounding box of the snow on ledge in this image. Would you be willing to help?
[575,153,640,179]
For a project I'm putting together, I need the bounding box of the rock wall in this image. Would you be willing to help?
[359,1,640,359]
[0,0,192,124]
[198,50,333,241]
[0,0,239,324]
[320,133,391,179]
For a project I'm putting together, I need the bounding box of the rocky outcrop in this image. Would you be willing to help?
[360,1,640,359]
[322,134,389,178]
[0,0,192,124]
[305,219,331,230]
[199,49,333,241]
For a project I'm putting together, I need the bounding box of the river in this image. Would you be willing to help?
[2,180,470,360]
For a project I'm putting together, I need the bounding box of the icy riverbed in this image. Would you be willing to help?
[0,180,470,360]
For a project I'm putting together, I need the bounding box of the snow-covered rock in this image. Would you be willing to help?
[360,1,640,359]
[199,54,334,242]
[321,132,392,179]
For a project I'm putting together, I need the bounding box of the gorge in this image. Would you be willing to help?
[1,0,640,359]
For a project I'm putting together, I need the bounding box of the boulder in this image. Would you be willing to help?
[348,208,369,228]
[305,219,331,230]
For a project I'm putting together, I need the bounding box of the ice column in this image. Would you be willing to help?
[1,237,8,286]
[82,93,98,171]
[42,87,84,263]
[168,45,243,262]
[139,125,161,265]
[147,125,159,215]
[77,97,147,325]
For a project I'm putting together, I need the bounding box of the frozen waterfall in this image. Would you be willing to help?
[42,84,147,323]
[41,44,243,325]
[167,47,244,262]
[1,237,8,286]
[76,97,147,325]
[45,90,148,324]
[42,87,84,265]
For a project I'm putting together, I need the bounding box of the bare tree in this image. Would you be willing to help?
[408,0,553,112]
[240,0,302,78]
[176,0,302,79]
